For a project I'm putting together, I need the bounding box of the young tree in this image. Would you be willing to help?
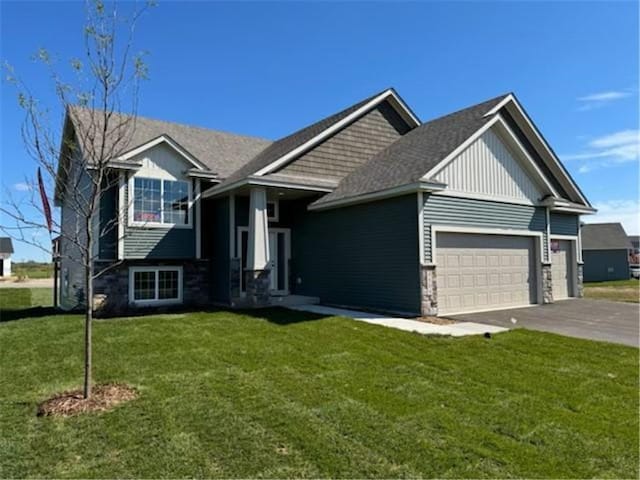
[1,0,154,398]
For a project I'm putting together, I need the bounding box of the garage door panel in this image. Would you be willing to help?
[551,240,573,300]
[437,232,537,315]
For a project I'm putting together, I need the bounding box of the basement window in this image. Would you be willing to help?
[129,266,183,306]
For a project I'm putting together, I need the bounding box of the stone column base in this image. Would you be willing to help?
[421,264,438,316]
[541,263,553,304]
[576,263,584,298]
[245,269,271,307]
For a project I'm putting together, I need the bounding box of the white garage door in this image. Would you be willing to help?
[551,239,573,300]
[437,233,538,315]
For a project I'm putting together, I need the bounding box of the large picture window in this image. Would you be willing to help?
[130,267,183,305]
[132,177,191,227]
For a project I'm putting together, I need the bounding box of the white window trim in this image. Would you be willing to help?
[118,135,208,171]
[129,266,183,306]
[267,199,279,222]
[128,176,193,229]
[430,224,545,305]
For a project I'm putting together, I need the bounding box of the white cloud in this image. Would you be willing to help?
[562,129,639,172]
[587,199,640,235]
[13,182,31,192]
[577,89,633,111]
[578,91,631,102]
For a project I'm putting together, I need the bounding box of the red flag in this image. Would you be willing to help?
[37,168,52,233]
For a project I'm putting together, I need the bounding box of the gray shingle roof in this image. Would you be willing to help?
[581,223,632,250]
[0,237,14,254]
[312,94,510,207]
[217,89,391,187]
[68,106,272,178]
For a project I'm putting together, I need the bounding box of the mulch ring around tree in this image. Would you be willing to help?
[37,383,138,417]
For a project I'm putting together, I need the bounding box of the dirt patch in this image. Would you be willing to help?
[415,316,457,325]
[37,383,137,417]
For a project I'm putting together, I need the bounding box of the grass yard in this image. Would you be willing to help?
[10,261,54,279]
[1,289,638,478]
[584,279,640,303]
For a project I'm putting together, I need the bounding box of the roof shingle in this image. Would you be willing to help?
[68,106,272,177]
[311,94,510,206]
[0,237,14,254]
[581,223,632,250]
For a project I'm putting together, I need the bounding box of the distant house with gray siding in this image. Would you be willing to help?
[581,223,631,282]
[55,89,595,317]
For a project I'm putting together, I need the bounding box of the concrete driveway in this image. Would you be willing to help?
[450,299,639,347]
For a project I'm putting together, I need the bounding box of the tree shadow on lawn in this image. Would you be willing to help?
[0,306,60,323]
[235,307,330,325]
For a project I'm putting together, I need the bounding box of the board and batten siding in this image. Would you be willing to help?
[550,213,579,236]
[290,194,421,314]
[433,127,544,204]
[276,101,411,180]
[423,194,548,263]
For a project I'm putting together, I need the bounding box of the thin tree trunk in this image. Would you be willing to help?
[83,248,93,399]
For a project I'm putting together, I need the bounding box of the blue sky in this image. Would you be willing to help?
[1,0,638,261]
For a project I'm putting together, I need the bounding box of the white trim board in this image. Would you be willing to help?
[118,135,207,171]
[417,191,425,265]
[308,181,446,211]
[127,175,194,229]
[484,93,591,207]
[195,179,202,259]
[128,265,183,307]
[117,172,126,260]
[203,176,336,199]
[423,114,560,199]
[253,89,420,177]
[430,224,545,306]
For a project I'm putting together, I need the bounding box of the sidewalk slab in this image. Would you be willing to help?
[287,304,508,337]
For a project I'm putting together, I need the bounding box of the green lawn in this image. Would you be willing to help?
[11,261,54,279]
[584,279,640,303]
[1,289,638,478]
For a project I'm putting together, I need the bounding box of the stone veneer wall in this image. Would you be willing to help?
[541,263,553,304]
[576,263,584,298]
[420,265,438,316]
[93,259,211,316]
[243,269,271,307]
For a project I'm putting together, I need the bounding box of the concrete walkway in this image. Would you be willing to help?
[0,278,53,289]
[288,304,508,337]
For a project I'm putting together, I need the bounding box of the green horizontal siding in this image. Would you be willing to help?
[423,195,547,262]
[550,213,579,236]
[583,249,629,282]
[122,180,196,259]
[291,194,421,314]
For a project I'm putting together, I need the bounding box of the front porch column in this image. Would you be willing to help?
[246,187,271,305]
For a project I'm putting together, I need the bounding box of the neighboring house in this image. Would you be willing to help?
[581,223,632,282]
[0,238,14,277]
[55,88,595,316]
[628,235,639,265]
